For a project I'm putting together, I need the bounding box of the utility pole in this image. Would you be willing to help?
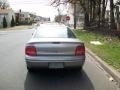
[57,8,61,23]
[74,2,76,29]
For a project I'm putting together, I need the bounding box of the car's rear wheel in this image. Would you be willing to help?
[65,66,83,72]
[27,66,34,72]
[73,66,83,72]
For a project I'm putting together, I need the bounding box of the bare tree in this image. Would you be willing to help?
[0,0,9,9]
[101,0,108,26]
[116,0,120,5]
[51,0,117,30]
[110,0,116,29]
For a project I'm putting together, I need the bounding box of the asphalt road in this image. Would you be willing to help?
[0,29,119,90]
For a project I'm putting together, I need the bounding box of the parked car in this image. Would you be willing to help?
[25,24,85,72]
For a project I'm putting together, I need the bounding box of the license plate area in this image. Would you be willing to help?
[49,62,64,69]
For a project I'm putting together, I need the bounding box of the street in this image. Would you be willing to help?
[0,29,118,90]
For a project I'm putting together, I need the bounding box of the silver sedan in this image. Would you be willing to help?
[25,23,85,72]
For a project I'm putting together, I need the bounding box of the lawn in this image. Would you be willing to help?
[74,30,120,72]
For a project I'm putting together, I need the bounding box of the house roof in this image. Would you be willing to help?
[0,9,14,14]
[15,11,30,14]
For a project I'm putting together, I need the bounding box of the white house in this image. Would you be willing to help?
[67,3,84,28]
[15,11,32,24]
[19,12,31,22]
[0,9,15,28]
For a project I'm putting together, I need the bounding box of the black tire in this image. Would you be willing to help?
[74,66,83,72]
[27,67,34,72]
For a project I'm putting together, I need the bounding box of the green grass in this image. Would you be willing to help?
[74,30,120,72]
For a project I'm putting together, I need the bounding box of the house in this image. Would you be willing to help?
[67,3,84,28]
[15,11,32,25]
[0,9,15,28]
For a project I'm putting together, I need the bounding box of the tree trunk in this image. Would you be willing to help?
[116,6,120,31]
[84,12,89,29]
[92,1,96,22]
[110,0,116,29]
[90,0,92,22]
[101,0,106,26]
[98,0,101,27]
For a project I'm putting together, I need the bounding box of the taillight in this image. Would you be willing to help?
[75,46,85,56]
[25,46,37,56]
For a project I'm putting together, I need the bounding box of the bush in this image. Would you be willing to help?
[3,16,7,28]
[11,15,15,27]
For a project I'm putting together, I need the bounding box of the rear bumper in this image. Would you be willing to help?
[26,56,85,69]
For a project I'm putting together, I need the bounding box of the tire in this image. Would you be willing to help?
[74,66,83,72]
[27,66,34,72]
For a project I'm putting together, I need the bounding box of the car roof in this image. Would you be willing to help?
[36,23,68,31]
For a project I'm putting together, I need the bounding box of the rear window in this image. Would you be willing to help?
[34,27,76,38]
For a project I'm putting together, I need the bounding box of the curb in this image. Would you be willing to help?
[0,25,33,31]
[86,48,120,84]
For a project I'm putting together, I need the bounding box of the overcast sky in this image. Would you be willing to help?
[8,0,117,19]
[8,0,59,20]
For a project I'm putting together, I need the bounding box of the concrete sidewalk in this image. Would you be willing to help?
[0,25,33,31]
[87,48,120,88]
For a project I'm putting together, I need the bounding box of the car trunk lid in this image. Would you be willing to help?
[27,38,84,56]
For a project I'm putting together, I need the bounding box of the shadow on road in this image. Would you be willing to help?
[24,69,94,90]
